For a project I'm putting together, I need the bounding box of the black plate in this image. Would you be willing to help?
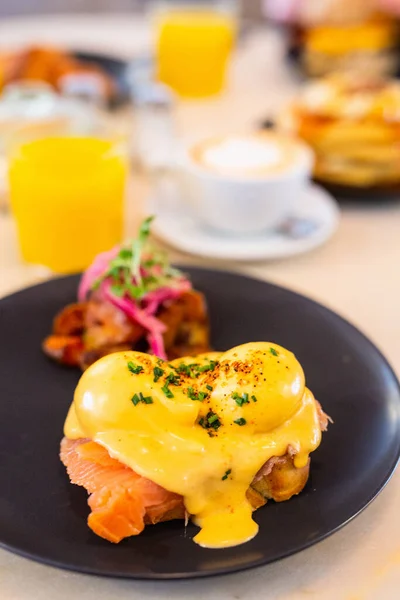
[312,179,400,202]
[1,268,399,579]
[72,50,130,109]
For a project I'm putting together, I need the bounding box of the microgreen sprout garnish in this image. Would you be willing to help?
[222,469,232,481]
[78,216,193,361]
[87,216,188,302]
[232,392,249,407]
[131,392,153,406]
[127,362,143,375]
[131,216,154,288]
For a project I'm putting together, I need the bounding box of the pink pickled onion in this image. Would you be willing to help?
[147,331,167,360]
[102,280,168,359]
[143,280,192,316]
[78,246,119,302]
[78,242,192,360]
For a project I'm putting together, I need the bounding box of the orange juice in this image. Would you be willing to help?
[9,137,127,273]
[155,6,237,98]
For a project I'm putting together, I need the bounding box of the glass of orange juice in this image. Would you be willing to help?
[153,0,238,98]
[8,133,127,274]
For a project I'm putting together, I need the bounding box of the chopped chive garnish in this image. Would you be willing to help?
[269,347,279,356]
[187,387,208,402]
[206,384,213,392]
[131,392,153,406]
[199,410,221,431]
[161,384,174,398]
[232,392,249,407]
[251,395,257,403]
[222,469,231,481]
[127,362,144,375]
[174,361,218,377]
[131,393,141,406]
[166,372,180,386]
[234,418,247,426]
[174,363,192,376]
[195,360,218,373]
[153,366,164,383]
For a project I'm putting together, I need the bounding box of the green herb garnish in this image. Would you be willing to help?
[232,392,249,407]
[251,395,258,403]
[166,372,180,386]
[153,366,164,383]
[110,284,124,297]
[127,362,144,375]
[206,384,213,392]
[87,216,187,303]
[195,360,218,373]
[174,363,200,378]
[131,393,141,406]
[161,384,174,398]
[222,469,231,481]
[234,418,247,426]
[199,410,221,431]
[131,216,154,286]
[187,387,208,402]
[173,363,191,376]
[131,392,153,406]
[269,347,279,356]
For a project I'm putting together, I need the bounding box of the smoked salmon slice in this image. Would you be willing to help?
[60,438,184,543]
[60,404,329,544]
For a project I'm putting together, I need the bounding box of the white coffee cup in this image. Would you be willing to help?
[179,132,314,235]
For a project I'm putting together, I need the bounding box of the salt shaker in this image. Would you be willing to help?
[129,58,177,173]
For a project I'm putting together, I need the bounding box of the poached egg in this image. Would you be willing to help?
[64,342,322,548]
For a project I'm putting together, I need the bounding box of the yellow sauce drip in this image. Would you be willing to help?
[64,342,322,548]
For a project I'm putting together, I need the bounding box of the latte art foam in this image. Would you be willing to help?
[190,134,311,178]
[201,138,283,172]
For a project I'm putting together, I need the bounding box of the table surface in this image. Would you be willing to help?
[1,13,400,600]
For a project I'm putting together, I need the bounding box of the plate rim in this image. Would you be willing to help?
[1,267,399,579]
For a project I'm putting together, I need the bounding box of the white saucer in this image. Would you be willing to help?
[148,184,339,262]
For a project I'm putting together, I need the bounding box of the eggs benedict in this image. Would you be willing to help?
[61,342,329,548]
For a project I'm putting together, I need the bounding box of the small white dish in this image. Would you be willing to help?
[148,184,339,261]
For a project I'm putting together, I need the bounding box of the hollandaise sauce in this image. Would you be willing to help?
[64,342,322,548]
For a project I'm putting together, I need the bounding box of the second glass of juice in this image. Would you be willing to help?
[9,135,127,274]
[153,0,238,98]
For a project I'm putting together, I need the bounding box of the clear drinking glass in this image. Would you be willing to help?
[152,0,239,98]
[7,91,128,274]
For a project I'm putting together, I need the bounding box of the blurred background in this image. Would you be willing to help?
[0,0,261,17]
[2,0,400,276]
